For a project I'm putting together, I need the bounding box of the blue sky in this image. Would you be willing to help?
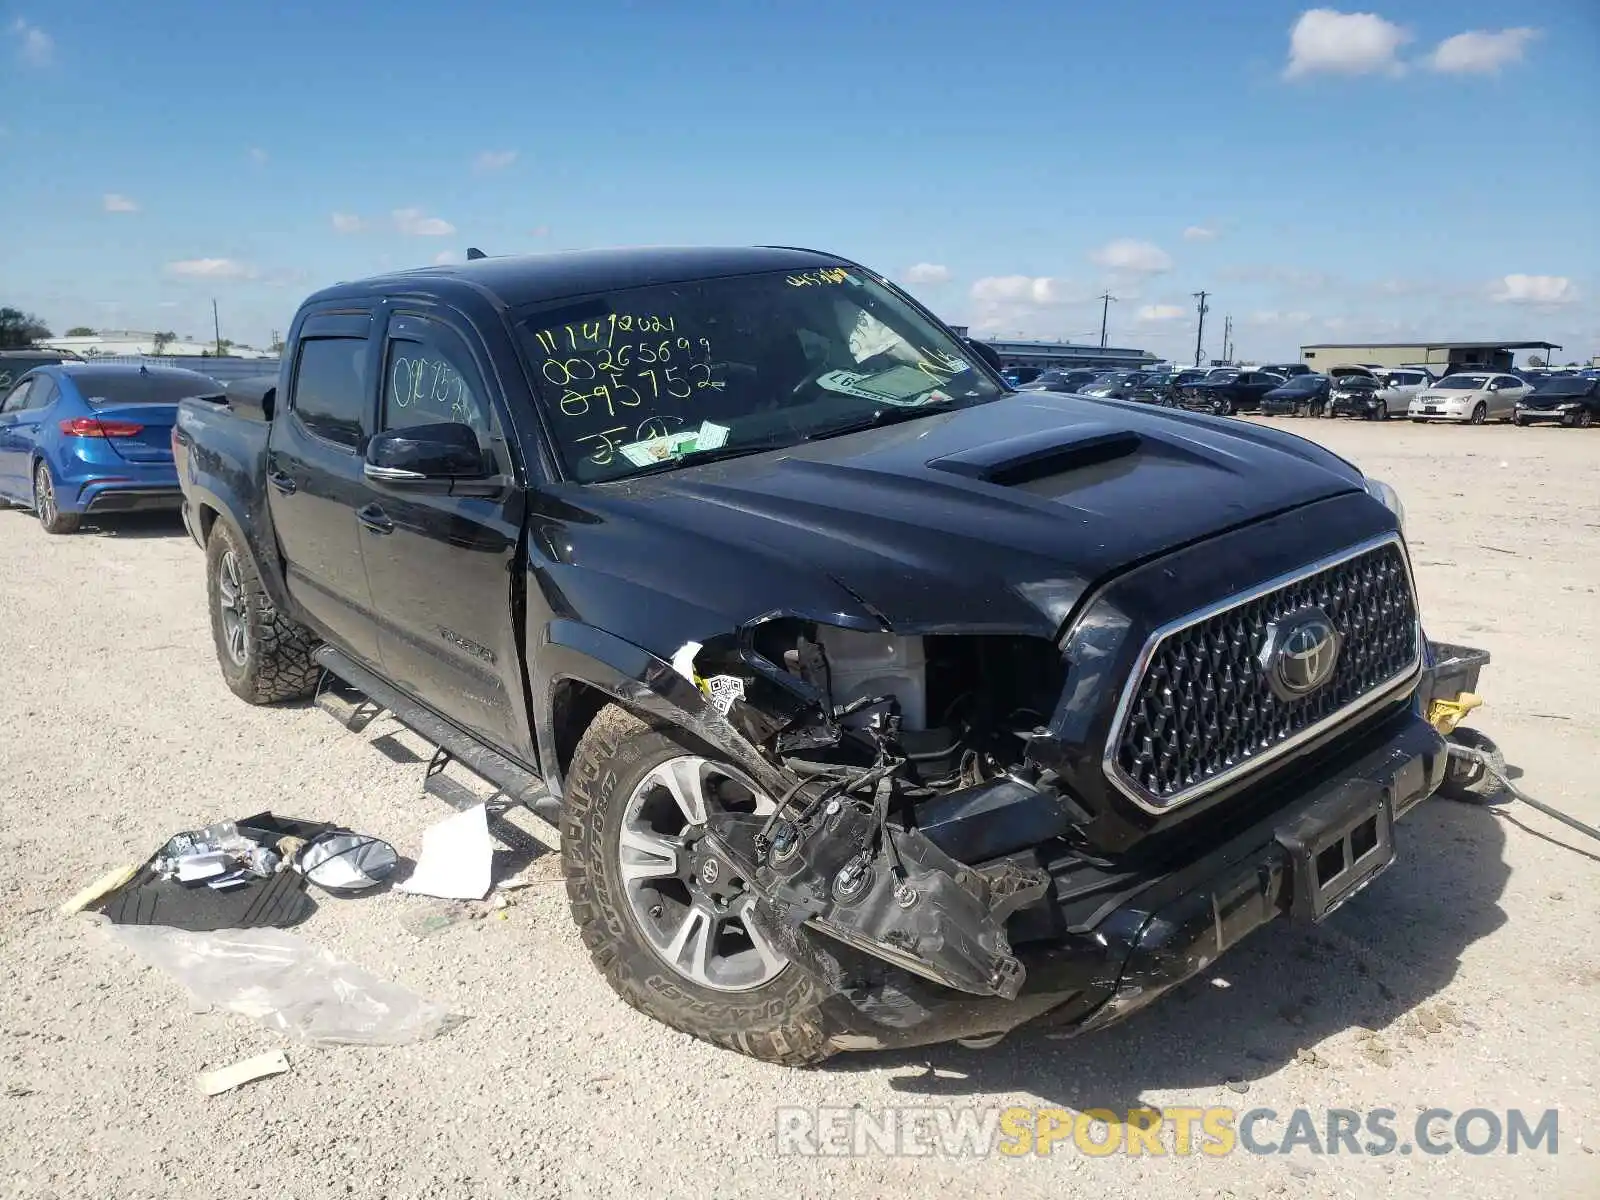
[2,1,1596,363]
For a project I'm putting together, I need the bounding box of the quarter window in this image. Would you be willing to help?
[290,337,371,448]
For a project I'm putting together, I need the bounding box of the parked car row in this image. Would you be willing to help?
[1004,356,1599,430]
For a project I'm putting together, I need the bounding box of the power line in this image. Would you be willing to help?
[1192,290,1210,367]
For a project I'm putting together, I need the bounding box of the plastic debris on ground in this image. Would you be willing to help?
[396,803,493,901]
[197,1049,291,1096]
[104,924,460,1046]
[85,813,400,931]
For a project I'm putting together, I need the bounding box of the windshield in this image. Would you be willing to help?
[1533,377,1591,395]
[518,267,1004,482]
[1436,375,1488,390]
[1206,370,1239,383]
[1280,375,1321,391]
[70,367,220,406]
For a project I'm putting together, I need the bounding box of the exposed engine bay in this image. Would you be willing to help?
[683,619,1075,1004]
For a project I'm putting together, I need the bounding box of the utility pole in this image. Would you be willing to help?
[1222,314,1233,363]
[1097,292,1118,348]
[1192,291,1210,366]
[212,299,223,358]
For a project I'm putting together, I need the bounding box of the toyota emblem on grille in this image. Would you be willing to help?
[1260,608,1342,700]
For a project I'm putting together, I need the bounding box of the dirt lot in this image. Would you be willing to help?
[1,418,1596,1199]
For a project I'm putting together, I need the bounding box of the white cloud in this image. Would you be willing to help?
[165,258,256,281]
[102,193,138,213]
[1493,274,1577,305]
[1136,304,1187,322]
[473,150,518,172]
[10,17,53,66]
[432,251,459,265]
[1248,310,1314,325]
[331,212,364,234]
[971,276,1062,305]
[1428,28,1538,75]
[248,146,269,165]
[393,207,456,236]
[1182,226,1218,242]
[1284,9,1409,79]
[904,262,951,285]
[1090,239,1173,274]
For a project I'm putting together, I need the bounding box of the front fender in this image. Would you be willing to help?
[531,619,792,800]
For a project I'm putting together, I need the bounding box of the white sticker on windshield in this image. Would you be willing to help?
[618,420,731,466]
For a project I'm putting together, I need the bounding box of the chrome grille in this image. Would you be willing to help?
[1108,537,1419,810]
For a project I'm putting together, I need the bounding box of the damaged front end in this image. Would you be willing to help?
[679,618,1078,1017]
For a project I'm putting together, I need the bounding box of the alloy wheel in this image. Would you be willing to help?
[216,550,249,666]
[33,463,56,529]
[618,755,787,992]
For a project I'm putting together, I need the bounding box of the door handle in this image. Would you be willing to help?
[266,469,298,495]
[357,503,394,535]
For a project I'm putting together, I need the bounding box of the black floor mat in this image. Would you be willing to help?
[95,812,333,931]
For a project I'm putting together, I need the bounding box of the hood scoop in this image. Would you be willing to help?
[926,423,1142,486]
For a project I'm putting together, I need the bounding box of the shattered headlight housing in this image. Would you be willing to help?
[1365,477,1406,531]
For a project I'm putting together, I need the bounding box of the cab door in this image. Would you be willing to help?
[264,310,384,665]
[355,308,532,759]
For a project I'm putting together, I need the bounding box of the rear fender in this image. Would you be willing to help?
[183,479,295,617]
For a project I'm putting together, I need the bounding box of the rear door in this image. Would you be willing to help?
[264,310,384,665]
[0,377,39,495]
[357,307,531,758]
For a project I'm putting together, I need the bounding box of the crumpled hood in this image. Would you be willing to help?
[549,393,1369,643]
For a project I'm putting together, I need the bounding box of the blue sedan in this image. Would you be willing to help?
[0,362,220,533]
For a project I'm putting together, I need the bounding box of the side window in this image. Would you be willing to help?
[289,337,371,449]
[0,379,34,413]
[27,380,60,411]
[381,325,491,438]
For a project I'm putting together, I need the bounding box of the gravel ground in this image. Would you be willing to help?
[1,418,1596,1199]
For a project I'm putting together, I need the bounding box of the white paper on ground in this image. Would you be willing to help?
[197,1049,290,1096]
[397,803,493,900]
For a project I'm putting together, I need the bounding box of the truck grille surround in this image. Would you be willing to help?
[1107,536,1420,811]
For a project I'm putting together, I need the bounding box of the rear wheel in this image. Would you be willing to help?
[1470,402,1487,425]
[205,520,320,704]
[1571,409,1593,429]
[563,703,837,1065]
[1513,414,1528,427]
[33,460,79,535]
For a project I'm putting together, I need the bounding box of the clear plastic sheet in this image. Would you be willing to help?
[105,924,459,1045]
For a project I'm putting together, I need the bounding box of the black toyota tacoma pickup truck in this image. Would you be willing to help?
[174,246,1469,1065]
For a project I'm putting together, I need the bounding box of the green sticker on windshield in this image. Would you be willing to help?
[618,421,730,467]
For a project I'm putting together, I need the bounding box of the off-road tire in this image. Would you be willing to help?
[562,703,837,1066]
[1438,727,1506,804]
[33,460,79,534]
[205,520,320,704]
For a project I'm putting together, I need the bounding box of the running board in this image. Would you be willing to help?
[312,646,560,825]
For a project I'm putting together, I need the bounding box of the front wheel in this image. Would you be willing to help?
[33,461,79,535]
[205,520,320,704]
[1571,409,1593,429]
[1470,402,1487,425]
[562,704,837,1065]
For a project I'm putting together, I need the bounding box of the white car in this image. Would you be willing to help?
[1375,368,1435,416]
[1408,372,1531,424]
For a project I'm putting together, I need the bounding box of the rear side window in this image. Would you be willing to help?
[0,378,36,413]
[290,337,371,448]
[381,321,491,438]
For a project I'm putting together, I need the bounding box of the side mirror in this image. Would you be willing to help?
[964,338,1005,375]
[364,421,488,484]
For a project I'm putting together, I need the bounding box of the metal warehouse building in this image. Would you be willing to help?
[951,330,1157,372]
[1299,340,1562,375]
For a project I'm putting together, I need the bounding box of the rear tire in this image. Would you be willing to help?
[1513,414,1528,427]
[205,520,320,704]
[33,461,79,535]
[562,703,837,1066]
